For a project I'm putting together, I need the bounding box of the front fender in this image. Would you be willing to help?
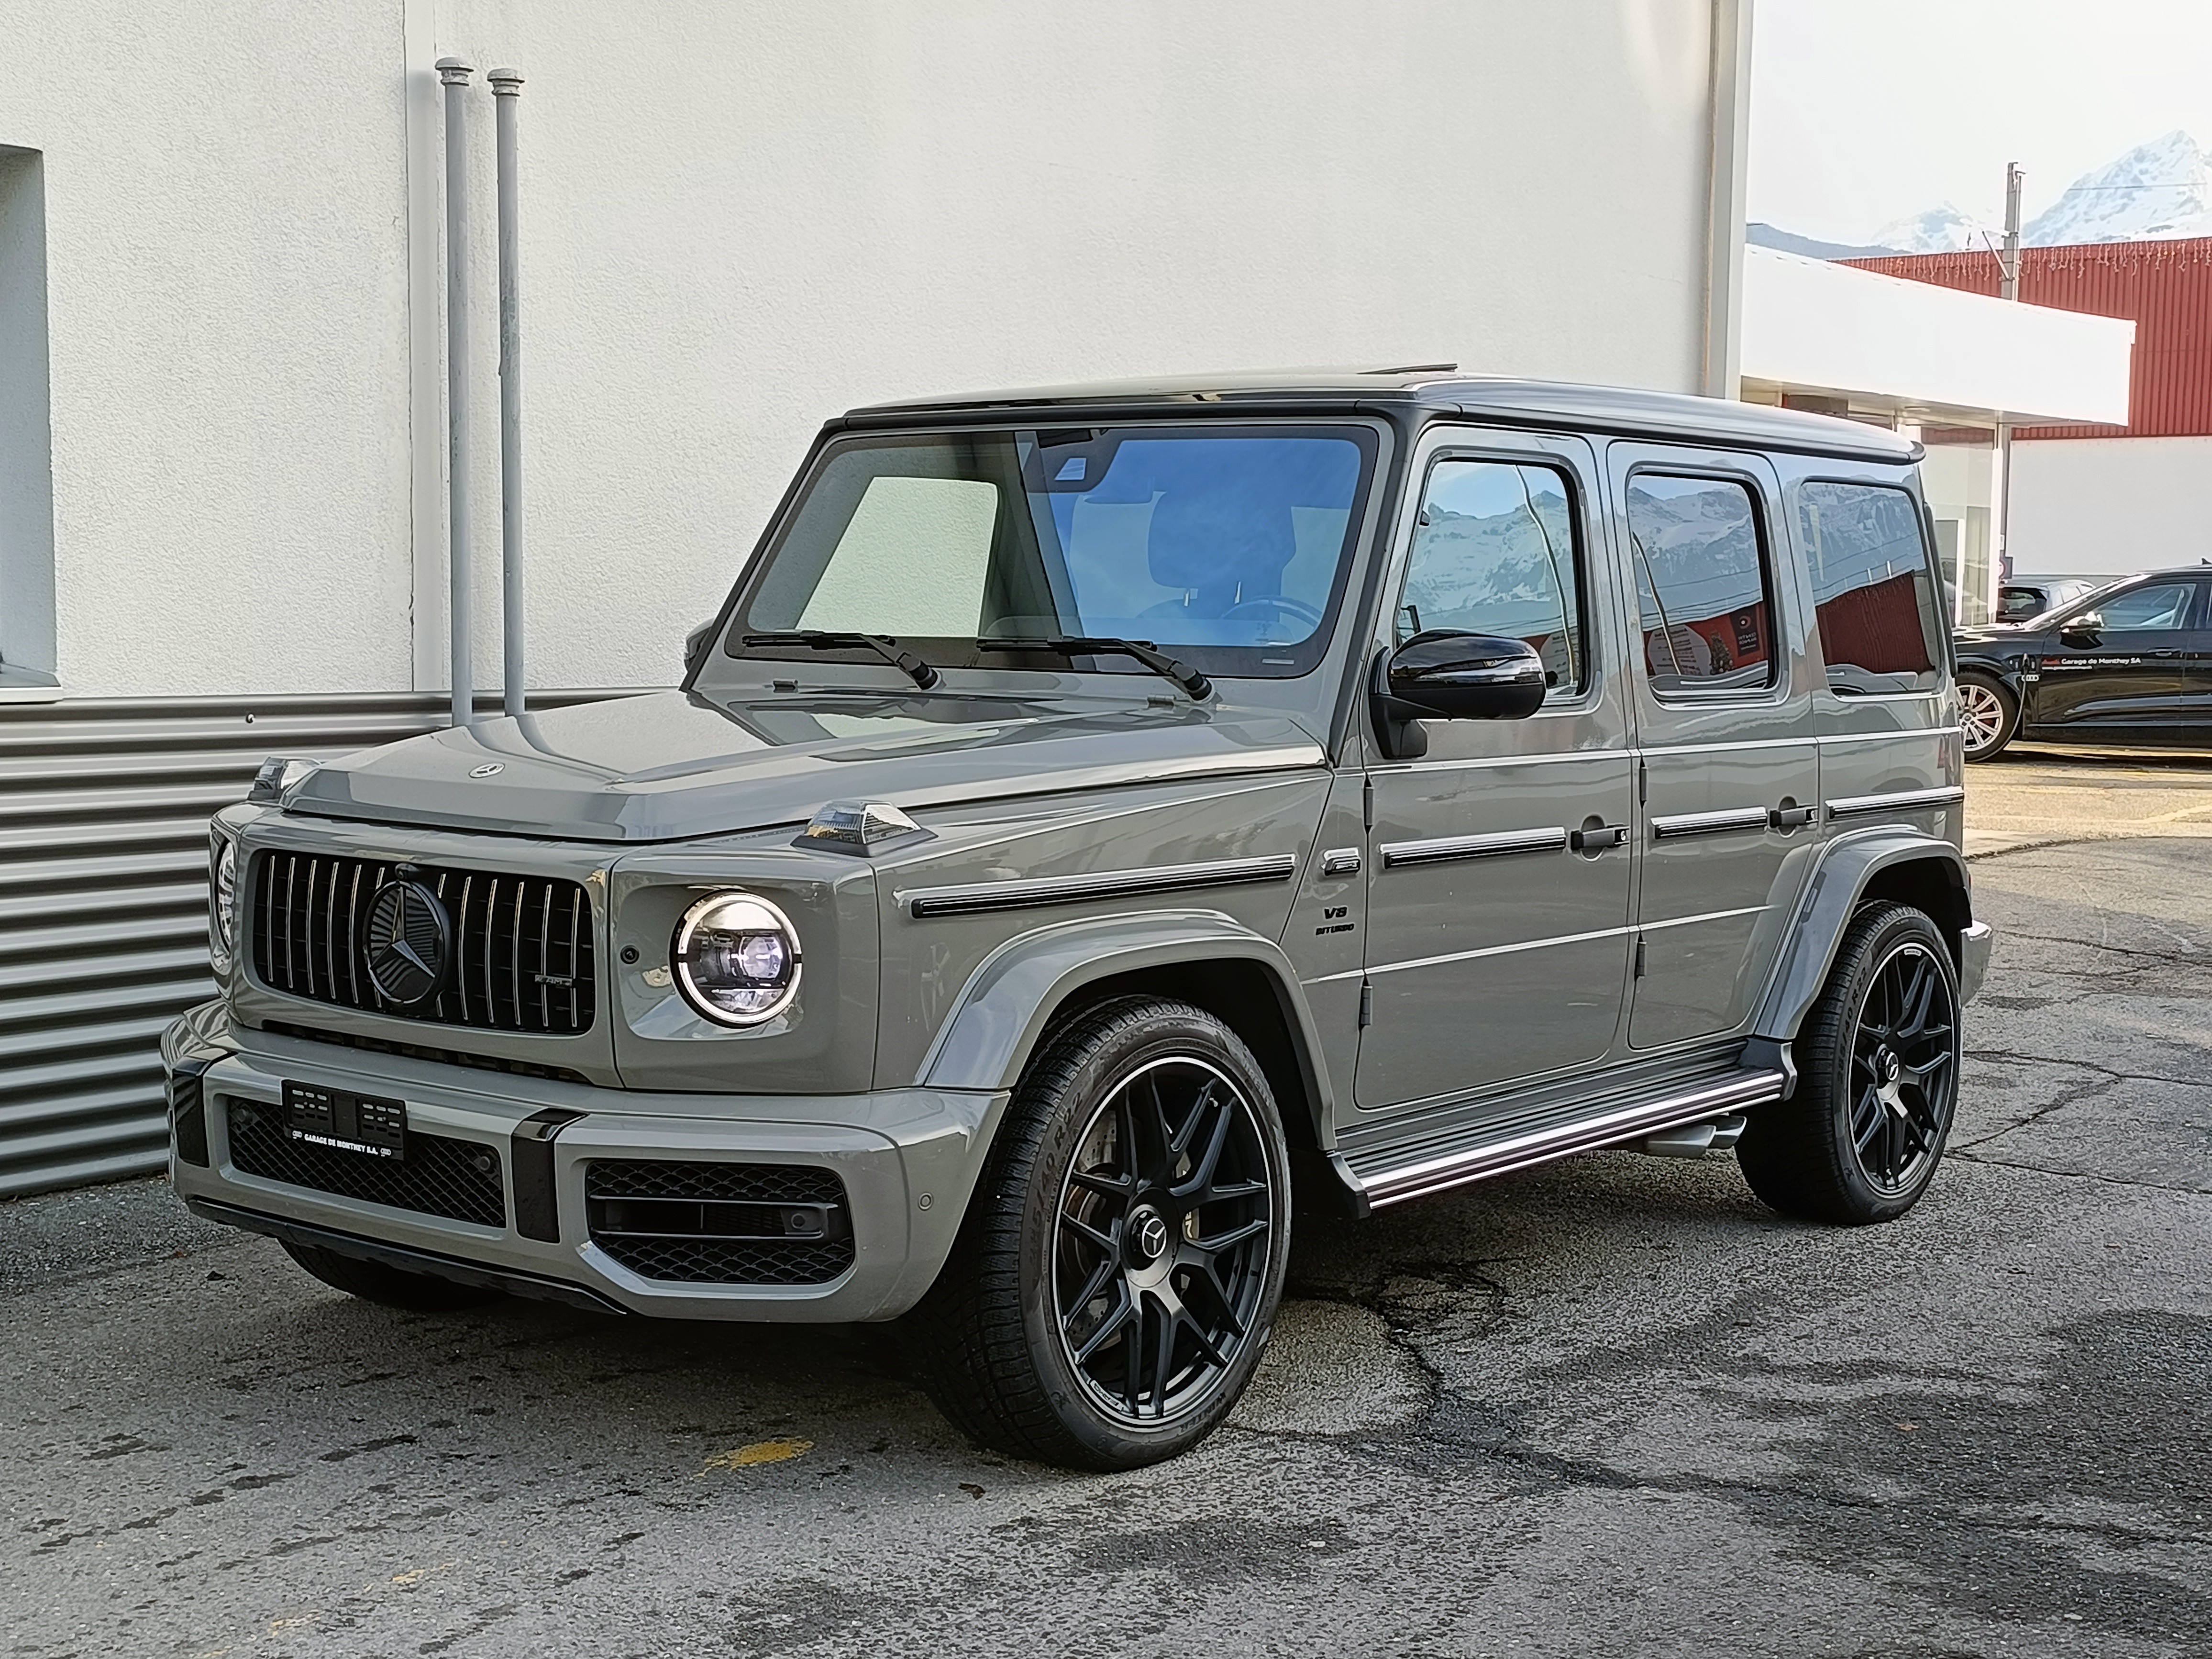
[1752,828,1971,1045]
[914,907,1337,1146]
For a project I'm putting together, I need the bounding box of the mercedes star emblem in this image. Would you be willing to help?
[361,879,451,1007]
[469,762,504,778]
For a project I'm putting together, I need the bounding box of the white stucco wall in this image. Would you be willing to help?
[2,0,1731,698]
[2007,436,2212,578]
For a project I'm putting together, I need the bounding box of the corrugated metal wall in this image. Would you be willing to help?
[1846,237,2212,440]
[0,690,636,1198]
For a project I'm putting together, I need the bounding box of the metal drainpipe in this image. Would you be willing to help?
[489,67,526,719]
[437,57,475,728]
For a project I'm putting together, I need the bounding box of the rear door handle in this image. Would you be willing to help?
[1769,805,1817,830]
[1571,824,1628,852]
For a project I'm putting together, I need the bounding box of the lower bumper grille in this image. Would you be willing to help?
[585,1159,853,1285]
[224,1097,506,1229]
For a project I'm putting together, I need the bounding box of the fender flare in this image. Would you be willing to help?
[1751,827,1970,1046]
[915,907,1339,1151]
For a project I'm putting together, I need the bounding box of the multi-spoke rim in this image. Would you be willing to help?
[1052,1055,1276,1426]
[1958,680,2007,754]
[1848,940,1959,1194]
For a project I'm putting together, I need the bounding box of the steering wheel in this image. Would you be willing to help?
[1221,595,1325,630]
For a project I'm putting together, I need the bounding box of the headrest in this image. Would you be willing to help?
[1145,490,1297,596]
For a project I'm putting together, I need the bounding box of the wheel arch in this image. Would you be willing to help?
[915,909,1346,1180]
[1753,830,1973,1045]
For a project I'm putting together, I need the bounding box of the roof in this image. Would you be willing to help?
[844,369,1924,464]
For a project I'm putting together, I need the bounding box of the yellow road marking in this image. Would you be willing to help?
[699,1438,814,1473]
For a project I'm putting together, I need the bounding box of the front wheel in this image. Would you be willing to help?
[910,996,1290,1470]
[1737,904,1962,1224]
[1958,673,2019,761]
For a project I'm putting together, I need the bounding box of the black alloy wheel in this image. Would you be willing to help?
[1053,1055,1276,1425]
[1737,903,1963,1224]
[1958,673,2018,761]
[909,996,1290,1470]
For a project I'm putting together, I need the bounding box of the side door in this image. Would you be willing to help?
[1354,430,1635,1111]
[2025,579,2207,742]
[1611,447,1820,1051]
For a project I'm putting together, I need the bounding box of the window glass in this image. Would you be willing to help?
[739,426,1375,680]
[1796,482,1944,695]
[2087,582,2195,631]
[1626,474,1775,696]
[1398,459,1586,697]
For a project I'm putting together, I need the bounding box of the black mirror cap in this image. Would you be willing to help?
[1382,630,1548,721]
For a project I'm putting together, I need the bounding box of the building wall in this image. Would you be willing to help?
[0,0,1734,700]
[2007,435,2212,577]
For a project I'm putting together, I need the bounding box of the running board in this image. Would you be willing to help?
[1349,1068,1787,1211]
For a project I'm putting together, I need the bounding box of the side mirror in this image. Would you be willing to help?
[683,616,721,677]
[2058,611,2103,645]
[1371,630,1548,759]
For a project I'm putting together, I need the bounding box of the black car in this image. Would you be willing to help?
[1955,569,2212,760]
[1995,577,2098,623]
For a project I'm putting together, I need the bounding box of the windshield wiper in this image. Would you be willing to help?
[977,636,1212,700]
[741,630,939,690]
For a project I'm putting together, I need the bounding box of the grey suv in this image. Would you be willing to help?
[166,372,1992,1469]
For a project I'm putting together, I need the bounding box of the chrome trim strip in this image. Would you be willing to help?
[1355,1069,1788,1209]
[1825,785,1967,820]
[1381,747,1633,777]
[1649,806,1770,840]
[1316,922,1632,984]
[1640,904,1767,934]
[900,853,1298,918]
[1379,826,1567,869]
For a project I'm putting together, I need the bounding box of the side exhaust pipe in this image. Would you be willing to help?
[1640,1114,1748,1159]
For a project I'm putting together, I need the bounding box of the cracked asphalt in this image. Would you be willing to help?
[6,778,2209,1657]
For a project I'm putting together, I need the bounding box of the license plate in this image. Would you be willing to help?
[283,1081,408,1162]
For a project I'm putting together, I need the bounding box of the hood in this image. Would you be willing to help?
[281,690,1329,843]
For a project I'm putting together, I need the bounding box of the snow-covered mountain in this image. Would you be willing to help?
[1869,202,1987,255]
[2022,130,2212,246]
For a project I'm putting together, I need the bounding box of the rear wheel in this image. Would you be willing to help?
[1737,904,1961,1224]
[280,1241,504,1312]
[1958,673,2019,761]
[910,996,1289,1470]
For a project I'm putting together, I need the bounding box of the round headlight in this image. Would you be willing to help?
[672,891,801,1026]
[211,835,239,953]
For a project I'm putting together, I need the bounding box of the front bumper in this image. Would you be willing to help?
[1958,919,1996,1004]
[162,1004,1004,1322]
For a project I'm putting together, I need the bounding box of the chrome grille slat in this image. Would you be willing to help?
[248,852,592,1037]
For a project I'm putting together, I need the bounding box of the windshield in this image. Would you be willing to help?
[727,423,1379,681]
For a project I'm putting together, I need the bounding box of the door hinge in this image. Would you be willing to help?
[1358,981,1373,1028]
[1634,938,1647,978]
[1362,775,1374,831]
[1637,757,1648,805]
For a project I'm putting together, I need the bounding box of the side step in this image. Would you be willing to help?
[1347,1067,1786,1212]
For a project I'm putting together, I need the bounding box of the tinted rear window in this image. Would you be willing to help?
[1796,483,1944,695]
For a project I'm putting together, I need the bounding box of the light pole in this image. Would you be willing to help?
[1994,161,2023,607]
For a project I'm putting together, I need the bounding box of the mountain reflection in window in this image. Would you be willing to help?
[1626,474,1775,697]
[1796,483,1942,696]
[1400,460,1585,698]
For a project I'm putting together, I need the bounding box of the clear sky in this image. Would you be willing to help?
[1748,0,2212,243]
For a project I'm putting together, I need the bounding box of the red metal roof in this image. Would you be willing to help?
[1845,239,2212,440]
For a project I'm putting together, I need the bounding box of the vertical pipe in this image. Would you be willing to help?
[1995,161,2024,606]
[438,56,475,728]
[489,67,526,719]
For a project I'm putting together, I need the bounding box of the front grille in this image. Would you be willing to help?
[586,1160,854,1285]
[251,852,595,1036]
[224,1096,506,1228]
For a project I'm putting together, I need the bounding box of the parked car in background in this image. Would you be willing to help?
[165,373,1991,1469]
[1956,568,2212,759]
[1995,577,2100,623]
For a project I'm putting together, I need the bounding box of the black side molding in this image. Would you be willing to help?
[186,1196,627,1315]
[511,1109,587,1242]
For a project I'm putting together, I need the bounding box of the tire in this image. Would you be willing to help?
[280,1240,504,1312]
[1737,904,1962,1225]
[1958,672,2019,761]
[909,995,1291,1471]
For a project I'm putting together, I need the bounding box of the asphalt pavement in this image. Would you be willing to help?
[5,761,2208,1659]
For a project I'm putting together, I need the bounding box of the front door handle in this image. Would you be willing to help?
[1571,824,1628,852]
[1769,804,1817,830]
